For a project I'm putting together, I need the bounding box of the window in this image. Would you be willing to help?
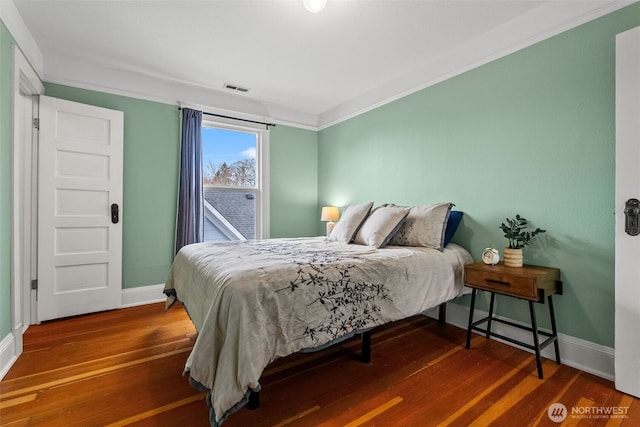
[201,119,269,242]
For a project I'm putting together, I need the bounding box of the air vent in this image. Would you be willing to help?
[224,83,250,93]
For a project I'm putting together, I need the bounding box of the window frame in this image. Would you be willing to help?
[201,117,270,240]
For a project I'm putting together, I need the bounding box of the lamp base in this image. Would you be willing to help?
[326,221,335,237]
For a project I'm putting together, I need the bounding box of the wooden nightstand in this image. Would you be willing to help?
[464,261,562,379]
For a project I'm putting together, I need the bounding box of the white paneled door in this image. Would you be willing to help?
[615,26,640,398]
[37,96,123,322]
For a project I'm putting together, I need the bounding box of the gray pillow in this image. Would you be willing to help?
[388,203,453,250]
[329,201,373,243]
[354,205,411,248]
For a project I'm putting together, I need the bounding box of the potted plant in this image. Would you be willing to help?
[499,215,546,267]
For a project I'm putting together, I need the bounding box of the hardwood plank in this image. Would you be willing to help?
[1,303,638,427]
[344,396,404,427]
[272,405,321,427]
[0,347,191,400]
[0,394,37,410]
[104,392,207,427]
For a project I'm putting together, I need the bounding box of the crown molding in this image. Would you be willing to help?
[5,0,635,131]
[317,0,637,130]
[0,0,42,78]
[43,52,320,130]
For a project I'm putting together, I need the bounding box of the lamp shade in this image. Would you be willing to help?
[321,206,339,222]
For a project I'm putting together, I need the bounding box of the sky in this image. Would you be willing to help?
[202,127,256,167]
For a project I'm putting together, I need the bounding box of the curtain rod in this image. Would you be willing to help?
[179,107,276,128]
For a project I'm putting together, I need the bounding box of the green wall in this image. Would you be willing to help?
[318,3,640,347]
[0,20,13,338]
[269,125,319,237]
[44,84,320,289]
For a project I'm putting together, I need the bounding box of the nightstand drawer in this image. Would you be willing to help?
[464,262,560,301]
[465,268,536,299]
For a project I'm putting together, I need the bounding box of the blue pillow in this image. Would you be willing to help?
[443,211,463,247]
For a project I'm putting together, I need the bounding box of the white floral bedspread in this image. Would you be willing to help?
[164,237,472,426]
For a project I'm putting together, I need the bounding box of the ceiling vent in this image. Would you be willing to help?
[224,83,250,93]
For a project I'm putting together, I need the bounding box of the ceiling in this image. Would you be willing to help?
[10,0,634,129]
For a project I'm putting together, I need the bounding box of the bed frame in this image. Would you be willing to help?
[246,302,448,410]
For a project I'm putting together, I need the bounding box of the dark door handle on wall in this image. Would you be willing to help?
[111,203,119,224]
[624,198,639,236]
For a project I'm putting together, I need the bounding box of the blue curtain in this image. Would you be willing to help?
[175,108,204,254]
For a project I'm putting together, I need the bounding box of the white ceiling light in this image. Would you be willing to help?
[303,0,327,13]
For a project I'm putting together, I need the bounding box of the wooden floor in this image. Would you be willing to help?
[1,303,638,427]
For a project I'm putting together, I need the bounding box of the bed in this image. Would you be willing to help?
[164,203,473,426]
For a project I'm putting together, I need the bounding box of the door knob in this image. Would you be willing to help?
[111,203,119,224]
[624,198,639,236]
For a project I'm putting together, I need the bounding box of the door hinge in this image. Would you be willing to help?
[31,279,38,290]
[32,118,39,129]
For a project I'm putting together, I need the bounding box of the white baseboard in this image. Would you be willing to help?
[0,332,17,381]
[121,283,166,308]
[425,302,614,381]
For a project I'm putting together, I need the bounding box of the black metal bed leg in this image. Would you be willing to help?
[247,390,260,410]
[361,331,371,363]
[438,302,447,325]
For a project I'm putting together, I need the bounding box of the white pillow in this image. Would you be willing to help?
[388,203,453,250]
[354,205,411,248]
[329,201,373,243]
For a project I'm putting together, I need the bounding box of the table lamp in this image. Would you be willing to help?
[321,206,340,236]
